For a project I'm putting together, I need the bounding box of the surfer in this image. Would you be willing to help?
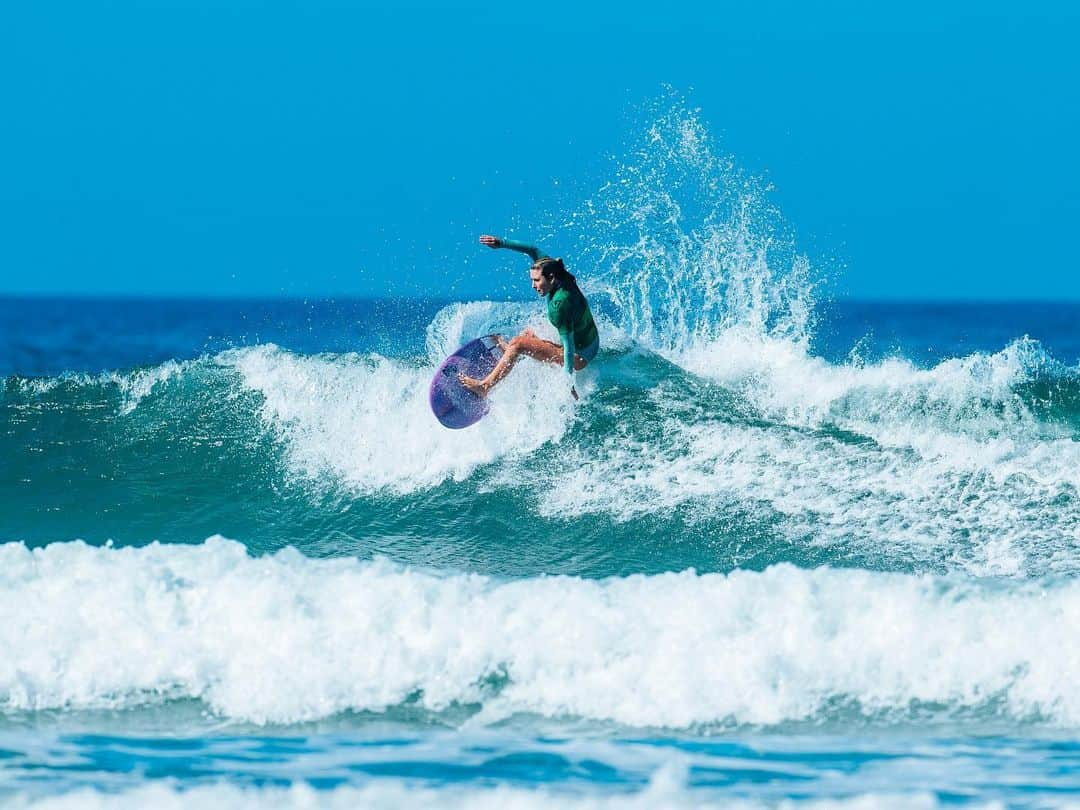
[459,235,599,400]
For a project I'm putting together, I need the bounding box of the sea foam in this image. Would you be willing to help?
[0,771,972,810]
[0,780,973,810]
[521,328,1080,577]
[1,538,1078,727]
[226,343,575,494]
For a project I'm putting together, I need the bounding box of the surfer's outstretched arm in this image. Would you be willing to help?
[479,234,544,262]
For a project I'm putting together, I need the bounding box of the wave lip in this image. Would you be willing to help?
[1,538,1078,728]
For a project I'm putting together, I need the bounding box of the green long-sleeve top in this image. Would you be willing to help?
[497,237,544,263]
[495,237,599,376]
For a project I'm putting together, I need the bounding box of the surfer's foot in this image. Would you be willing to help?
[495,335,511,352]
[458,373,488,398]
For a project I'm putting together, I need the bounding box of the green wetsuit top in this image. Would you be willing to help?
[497,238,599,376]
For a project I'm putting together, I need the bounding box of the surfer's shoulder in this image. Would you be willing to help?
[547,287,572,328]
[549,286,571,305]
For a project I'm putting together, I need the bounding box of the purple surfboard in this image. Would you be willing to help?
[429,334,505,429]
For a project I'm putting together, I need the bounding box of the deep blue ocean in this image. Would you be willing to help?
[4,110,1080,808]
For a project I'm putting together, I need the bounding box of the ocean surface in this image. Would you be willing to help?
[4,110,1080,808]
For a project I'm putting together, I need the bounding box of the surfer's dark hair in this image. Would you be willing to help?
[533,257,580,294]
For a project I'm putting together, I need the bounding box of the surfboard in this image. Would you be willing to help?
[429,334,505,429]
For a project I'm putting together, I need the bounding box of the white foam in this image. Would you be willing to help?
[520,328,1080,576]
[0,779,962,810]
[225,343,575,494]
[6,376,64,397]
[2,539,1079,727]
[676,332,1072,477]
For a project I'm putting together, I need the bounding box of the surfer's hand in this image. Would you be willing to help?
[479,234,501,249]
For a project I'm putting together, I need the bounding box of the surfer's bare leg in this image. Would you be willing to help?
[460,330,579,396]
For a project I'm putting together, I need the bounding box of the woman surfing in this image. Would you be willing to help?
[459,235,600,400]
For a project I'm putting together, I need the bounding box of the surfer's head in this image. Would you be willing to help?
[531,257,577,297]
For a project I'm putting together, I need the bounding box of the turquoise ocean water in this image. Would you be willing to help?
[3,108,1080,808]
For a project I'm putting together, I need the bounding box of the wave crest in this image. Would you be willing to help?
[2,538,1078,727]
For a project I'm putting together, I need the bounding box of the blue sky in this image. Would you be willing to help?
[1,0,1077,299]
